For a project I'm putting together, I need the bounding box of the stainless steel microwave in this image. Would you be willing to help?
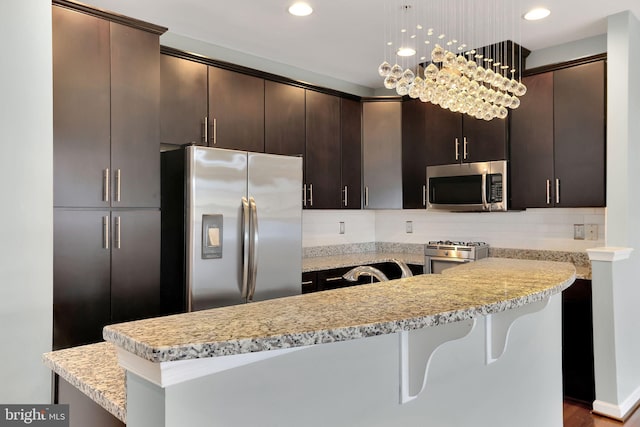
[426,160,507,212]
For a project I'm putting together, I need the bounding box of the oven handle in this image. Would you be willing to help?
[481,173,489,211]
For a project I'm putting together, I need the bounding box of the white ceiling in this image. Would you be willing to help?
[85,0,639,89]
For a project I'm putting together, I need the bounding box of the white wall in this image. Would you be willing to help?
[0,0,53,402]
[160,33,375,98]
[526,34,607,69]
[303,208,605,250]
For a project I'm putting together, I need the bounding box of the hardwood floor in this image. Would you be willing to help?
[564,400,640,427]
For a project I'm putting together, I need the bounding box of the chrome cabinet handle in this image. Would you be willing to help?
[343,186,348,207]
[103,215,109,249]
[463,137,468,160]
[248,197,259,301]
[455,138,459,161]
[301,280,314,285]
[114,216,121,249]
[302,184,307,207]
[115,169,121,202]
[241,197,250,300]
[203,116,208,144]
[365,186,369,207]
[212,118,217,145]
[325,277,343,282]
[103,168,110,202]
[556,178,560,204]
[546,179,551,205]
[309,184,313,207]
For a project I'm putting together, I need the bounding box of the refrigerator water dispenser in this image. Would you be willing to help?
[202,214,223,259]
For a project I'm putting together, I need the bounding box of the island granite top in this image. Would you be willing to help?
[102,258,575,364]
[43,342,126,423]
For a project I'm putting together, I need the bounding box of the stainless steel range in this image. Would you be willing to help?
[424,241,489,274]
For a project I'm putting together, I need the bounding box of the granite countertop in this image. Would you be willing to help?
[302,252,425,272]
[301,244,591,279]
[43,342,126,423]
[103,258,575,364]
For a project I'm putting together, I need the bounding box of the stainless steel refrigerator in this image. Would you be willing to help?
[161,146,302,312]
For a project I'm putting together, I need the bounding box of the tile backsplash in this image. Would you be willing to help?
[303,208,605,251]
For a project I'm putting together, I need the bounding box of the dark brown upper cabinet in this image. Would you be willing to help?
[160,54,208,146]
[510,59,606,209]
[53,6,161,208]
[264,81,305,156]
[304,90,342,209]
[340,98,362,209]
[424,105,508,166]
[53,6,110,208]
[208,67,265,152]
[553,61,606,207]
[402,99,429,208]
[510,72,555,209]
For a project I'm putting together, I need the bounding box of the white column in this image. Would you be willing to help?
[588,247,638,420]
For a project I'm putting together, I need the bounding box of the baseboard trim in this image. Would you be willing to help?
[593,384,640,421]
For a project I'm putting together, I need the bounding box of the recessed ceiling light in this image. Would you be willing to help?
[397,47,416,57]
[288,2,313,17]
[523,7,551,21]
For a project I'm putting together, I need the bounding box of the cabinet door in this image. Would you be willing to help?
[402,99,428,208]
[305,90,342,209]
[362,101,402,209]
[462,115,508,162]
[110,210,160,324]
[110,23,160,208]
[424,103,462,166]
[160,54,208,146]
[265,81,305,156]
[208,67,265,152]
[53,210,111,350]
[510,72,554,209]
[52,7,110,208]
[301,272,318,294]
[554,61,606,207]
[341,98,362,209]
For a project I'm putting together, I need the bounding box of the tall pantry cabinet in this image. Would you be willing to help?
[52,3,166,350]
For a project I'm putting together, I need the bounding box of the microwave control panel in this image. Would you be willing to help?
[488,174,503,203]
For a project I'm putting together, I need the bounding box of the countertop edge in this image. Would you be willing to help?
[103,259,576,363]
[42,343,126,423]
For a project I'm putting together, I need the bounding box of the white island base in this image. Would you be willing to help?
[124,295,562,427]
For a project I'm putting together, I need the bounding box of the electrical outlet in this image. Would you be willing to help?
[573,224,585,240]
[339,222,345,234]
[586,224,598,240]
[406,221,413,233]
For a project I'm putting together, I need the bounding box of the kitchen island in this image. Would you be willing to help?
[44,258,575,427]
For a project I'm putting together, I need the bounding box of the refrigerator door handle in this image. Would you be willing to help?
[241,197,250,300]
[248,197,259,301]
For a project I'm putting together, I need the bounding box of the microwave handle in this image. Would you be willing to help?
[481,173,489,211]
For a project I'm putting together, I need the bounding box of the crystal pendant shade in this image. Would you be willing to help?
[378,1,528,120]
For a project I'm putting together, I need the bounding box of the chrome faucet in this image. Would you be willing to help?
[342,259,414,283]
[390,258,413,278]
[343,265,389,282]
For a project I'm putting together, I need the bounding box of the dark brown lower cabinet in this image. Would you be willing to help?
[302,263,425,294]
[53,209,160,350]
[562,279,595,403]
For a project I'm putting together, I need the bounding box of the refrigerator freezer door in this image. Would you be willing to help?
[247,153,302,301]
[187,147,248,310]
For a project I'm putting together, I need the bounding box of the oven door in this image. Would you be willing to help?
[426,256,471,274]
